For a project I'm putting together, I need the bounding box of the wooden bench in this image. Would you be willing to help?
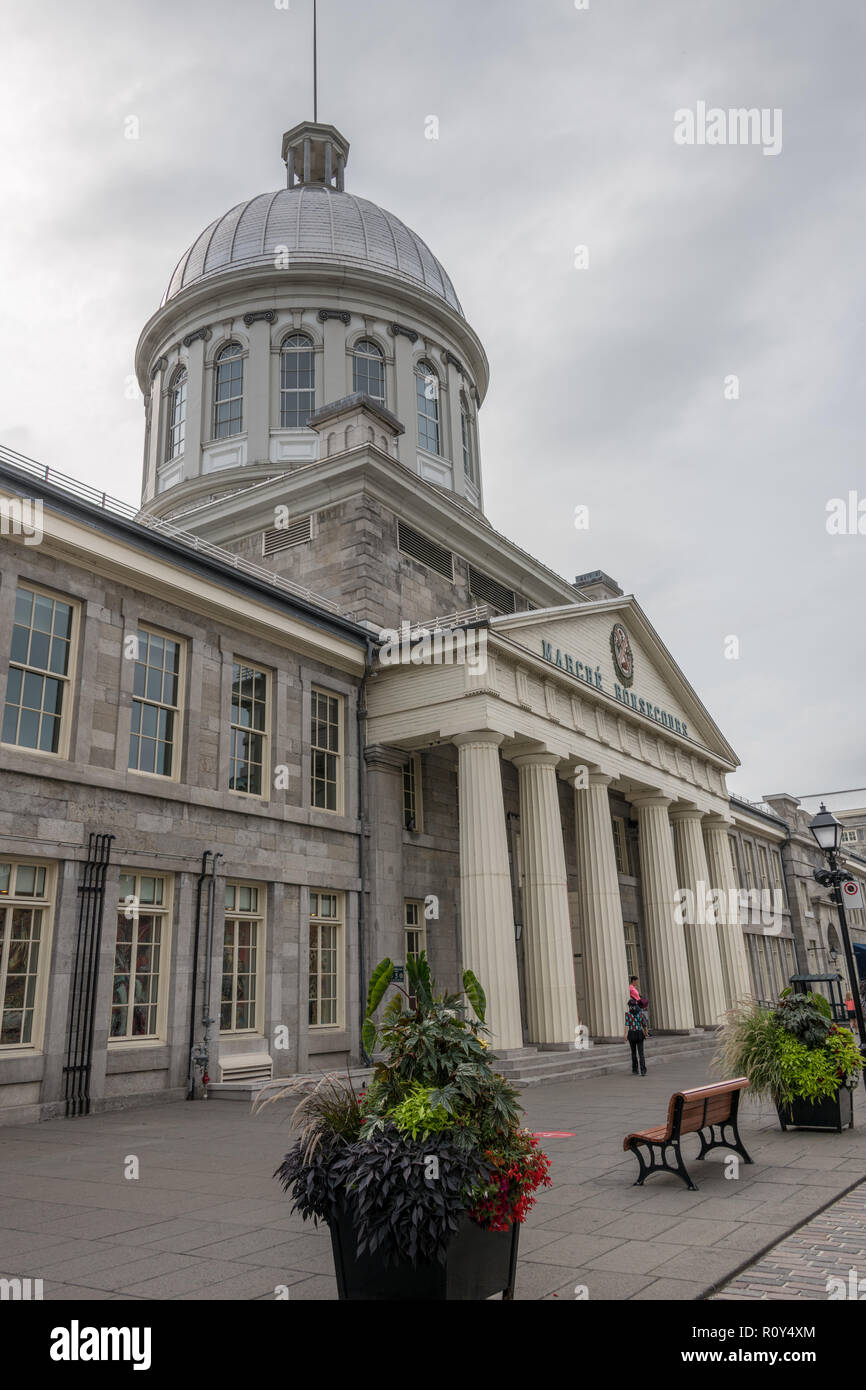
[623,1078,753,1191]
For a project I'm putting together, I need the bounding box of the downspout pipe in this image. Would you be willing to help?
[201,852,224,1067]
[188,851,212,1099]
[358,637,374,1065]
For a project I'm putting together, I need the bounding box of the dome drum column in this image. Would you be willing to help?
[246,319,271,466]
[182,336,206,483]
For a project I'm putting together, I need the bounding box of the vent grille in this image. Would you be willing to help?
[262,514,313,555]
[468,566,515,614]
[219,1053,274,1084]
[397,521,454,580]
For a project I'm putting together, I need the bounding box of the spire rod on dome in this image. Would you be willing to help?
[313,0,318,123]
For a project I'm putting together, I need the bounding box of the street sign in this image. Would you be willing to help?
[841,879,864,910]
[391,965,405,982]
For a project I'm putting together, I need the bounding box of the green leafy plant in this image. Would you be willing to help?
[265,954,551,1267]
[714,992,864,1106]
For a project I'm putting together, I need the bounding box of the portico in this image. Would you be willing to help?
[365,597,747,1052]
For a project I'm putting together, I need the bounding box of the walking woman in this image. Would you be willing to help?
[625,994,649,1076]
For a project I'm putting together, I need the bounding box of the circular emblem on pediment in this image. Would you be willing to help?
[610,623,634,687]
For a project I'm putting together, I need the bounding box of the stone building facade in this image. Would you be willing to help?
[0,117,864,1123]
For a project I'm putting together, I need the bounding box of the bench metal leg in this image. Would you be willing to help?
[629,1138,698,1191]
[695,1119,753,1166]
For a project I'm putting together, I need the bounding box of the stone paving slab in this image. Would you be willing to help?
[0,1052,862,1300]
[712,1182,866,1300]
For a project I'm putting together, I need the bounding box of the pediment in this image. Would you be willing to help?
[490,597,738,766]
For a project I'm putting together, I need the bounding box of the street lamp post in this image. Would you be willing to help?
[808,802,866,1094]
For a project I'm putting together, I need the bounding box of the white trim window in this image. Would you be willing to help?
[352,339,385,405]
[166,366,187,460]
[311,688,343,812]
[2,584,76,755]
[229,661,268,797]
[758,845,771,892]
[612,816,630,875]
[129,627,182,777]
[110,873,171,1042]
[280,333,315,427]
[404,899,426,962]
[309,891,344,1027]
[415,359,440,454]
[403,753,423,832]
[221,883,264,1034]
[0,860,51,1048]
[213,342,244,439]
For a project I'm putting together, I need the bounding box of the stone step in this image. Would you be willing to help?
[496,1039,719,1087]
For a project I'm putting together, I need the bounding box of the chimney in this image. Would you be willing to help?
[574,570,623,602]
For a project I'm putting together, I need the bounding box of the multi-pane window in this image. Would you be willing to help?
[111,873,169,1041]
[166,367,187,460]
[352,339,385,404]
[404,900,426,963]
[403,754,422,831]
[213,342,244,439]
[798,880,814,918]
[612,817,629,875]
[309,891,343,1027]
[311,688,342,812]
[772,849,785,895]
[129,628,181,777]
[0,861,49,1048]
[415,360,440,454]
[623,922,640,982]
[744,841,757,891]
[229,661,268,797]
[280,333,315,427]
[222,883,263,1033]
[461,403,477,485]
[758,845,771,891]
[3,585,75,755]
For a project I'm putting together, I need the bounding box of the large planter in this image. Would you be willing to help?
[328,1200,520,1301]
[776,1085,854,1132]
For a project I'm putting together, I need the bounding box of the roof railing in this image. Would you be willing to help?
[0,443,344,617]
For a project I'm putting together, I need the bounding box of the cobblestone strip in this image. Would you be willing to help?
[712,1183,866,1300]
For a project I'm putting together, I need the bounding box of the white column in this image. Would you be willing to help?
[454,732,522,1050]
[245,319,271,466]
[703,816,752,1007]
[574,772,631,1040]
[512,753,578,1045]
[633,794,695,1031]
[670,808,728,1027]
[322,315,348,406]
[182,336,206,482]
[446,360,466,497]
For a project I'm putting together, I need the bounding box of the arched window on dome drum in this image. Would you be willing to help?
[461,398,478,487]
[165,367,187,461]
[415,360,440,455]
[280,333,316,428]
[213,342,244,439]
[352,339,385,405]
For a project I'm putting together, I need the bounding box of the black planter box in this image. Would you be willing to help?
[328,1203,520,1301]
[777,1086,854,1132]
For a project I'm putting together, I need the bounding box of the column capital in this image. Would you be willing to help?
[668,804,705,823]
[630,792,672,810]
[452,730,504,750]
[703,812,734,830]
[510,749,561,771]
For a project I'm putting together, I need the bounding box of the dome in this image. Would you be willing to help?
[162,184,463,315]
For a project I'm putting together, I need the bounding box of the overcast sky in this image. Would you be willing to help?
[1,0,863,805]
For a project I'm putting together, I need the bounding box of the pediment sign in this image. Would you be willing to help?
[491,600,738,766]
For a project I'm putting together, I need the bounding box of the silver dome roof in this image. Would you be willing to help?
[162,184,463,315]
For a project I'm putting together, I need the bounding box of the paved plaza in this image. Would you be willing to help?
[0,1052,862,1301]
